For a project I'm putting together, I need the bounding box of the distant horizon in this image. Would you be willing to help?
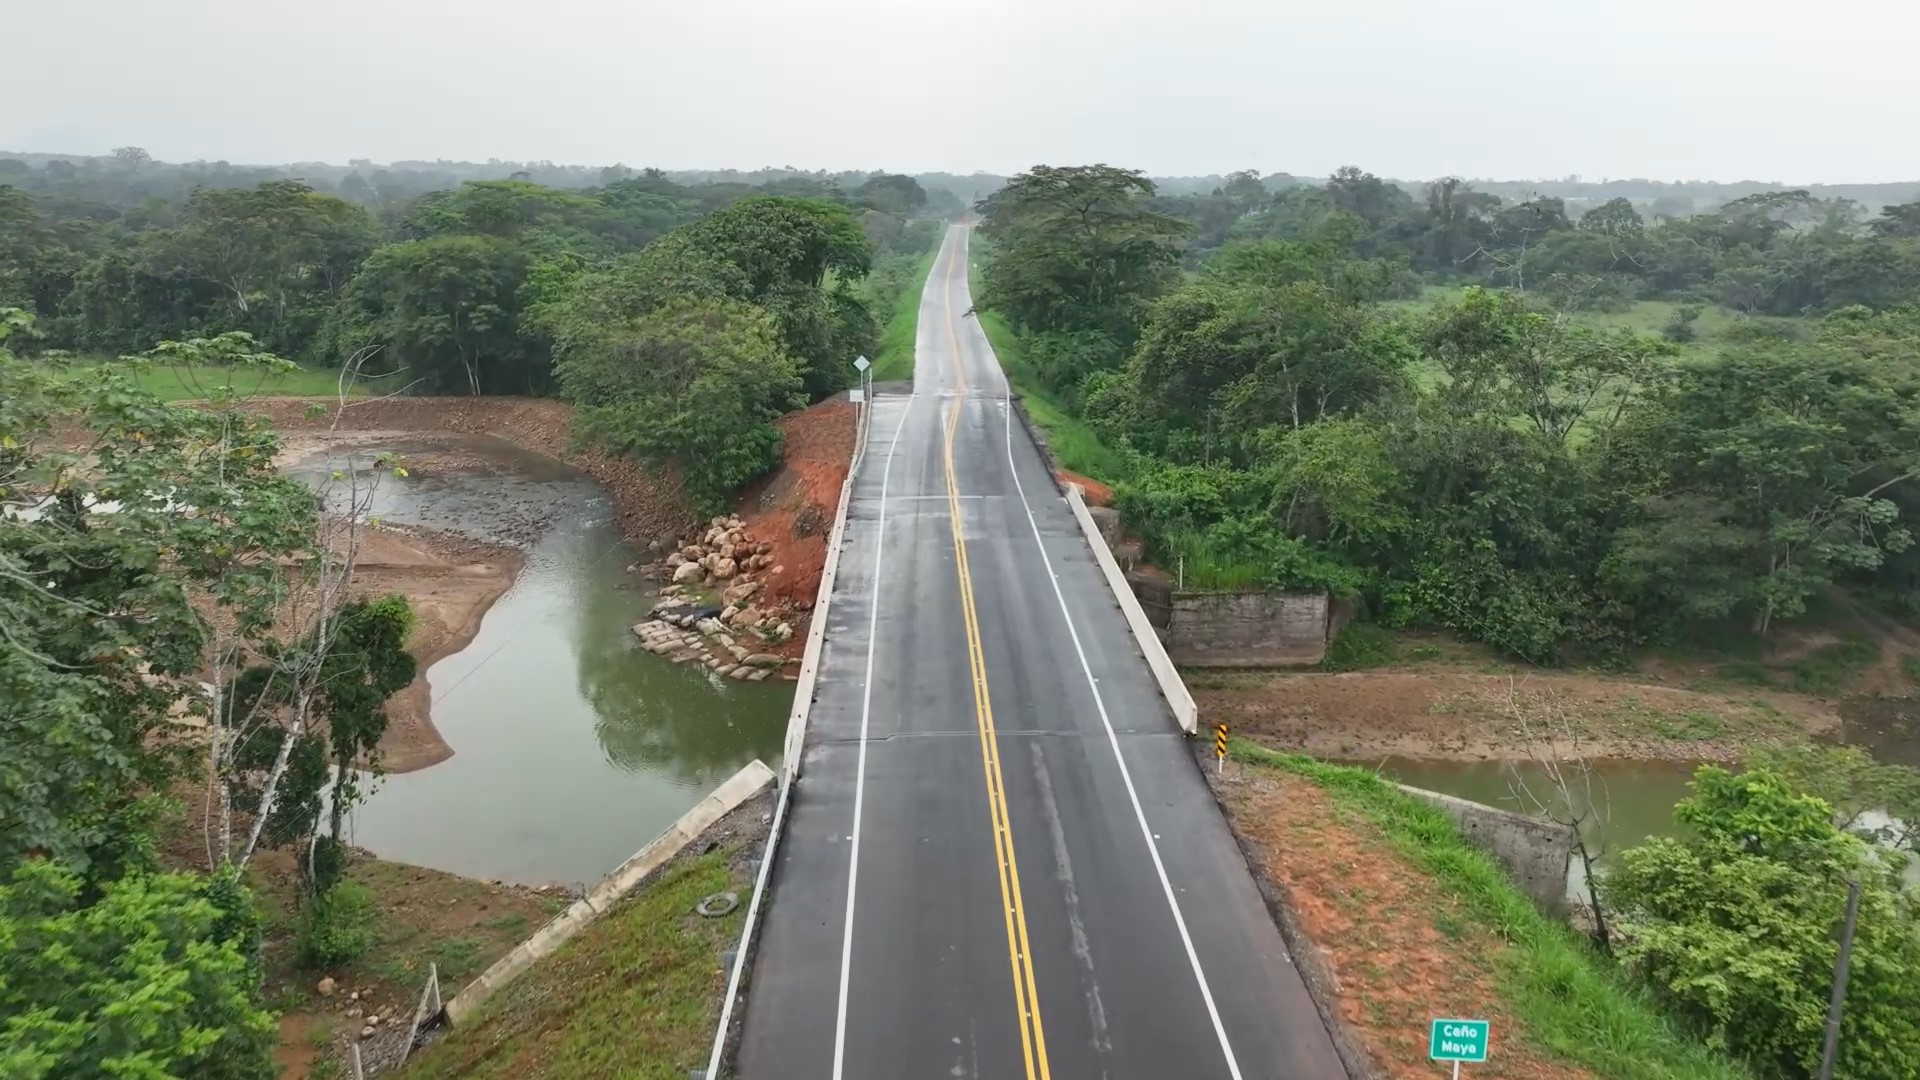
[3,148,1914,191]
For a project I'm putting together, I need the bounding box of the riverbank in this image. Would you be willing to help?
[260,395,855,774]
[349,524,524,773]
[1211,742,1749,1080]
[155,807,564,1080]
[1191,668,1835,763]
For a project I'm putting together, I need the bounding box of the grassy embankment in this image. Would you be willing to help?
[1224,740,1752,1080]
[964,245,1132,485]
[401,844,750,1080]
[868,245,938,382]
[61,360,367,401]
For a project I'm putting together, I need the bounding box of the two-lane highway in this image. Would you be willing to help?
[734,224,1345,1080]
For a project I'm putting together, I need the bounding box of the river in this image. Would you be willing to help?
[288,434,789,887]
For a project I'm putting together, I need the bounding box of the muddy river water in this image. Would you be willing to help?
[289,435,788,887]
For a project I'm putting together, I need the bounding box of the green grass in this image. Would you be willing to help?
[1788,634,1882,695]
[1230,741,1753,1080]
[869,246,938,382]
[972,306,1134,484]
[63,360,365,402]
[1321,622,1396,671]
[1649,711,1726,741]
[1901,654,1920,686]
[1382,285,1806,353]
[403,851,746,1080]
[964,244,1134,485]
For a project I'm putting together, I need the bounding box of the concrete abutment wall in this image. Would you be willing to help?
[1396,784,1577,915]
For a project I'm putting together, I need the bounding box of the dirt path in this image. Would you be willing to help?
[1192,669,1836,763]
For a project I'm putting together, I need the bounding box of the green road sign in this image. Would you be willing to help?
[1429,1019,1490,1062]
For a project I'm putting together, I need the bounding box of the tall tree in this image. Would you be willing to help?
[976,164,1187,341]
[336,234,538,394]
[142,180,375,355]
[558,298,803,510]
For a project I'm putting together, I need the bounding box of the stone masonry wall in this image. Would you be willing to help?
[1163,590,1330,667]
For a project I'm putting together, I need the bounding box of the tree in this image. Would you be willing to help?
[544,196,874,399]
[1746,744,1920,853]
[976,164,1188,341]
[1,320,319,884]
[337,234,538,394]
[1219,169,1268,217]
[558,298,803,510]
[851,173,928,216]
[1324,166,1413,226]
[1647,337,1920,632]
[314,596,415,844]
[1578,196,1645,238]
[142,181,376,356]
[0,861,278,1080]
[1870,201,1920,239]
[1608,767,1920,1080]
[1421,287,1673,447]
[1418,177,1500,271]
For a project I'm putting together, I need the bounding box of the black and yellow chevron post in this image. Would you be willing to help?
[1213,723,1228,773]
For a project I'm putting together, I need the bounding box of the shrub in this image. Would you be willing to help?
[1322,622,1394,671]
[297,881,378,969]
[1662,304,1704,343]
[0,861,278,1079]
[1609,767,1920,1080]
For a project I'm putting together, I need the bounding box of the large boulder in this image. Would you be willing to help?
[672,561,705,585]
[728,605,764,628]
[711,557,738,580]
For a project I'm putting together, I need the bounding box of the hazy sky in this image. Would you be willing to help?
[9,0,1917,183]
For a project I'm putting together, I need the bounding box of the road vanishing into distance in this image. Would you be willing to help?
[735,225,1346,1080]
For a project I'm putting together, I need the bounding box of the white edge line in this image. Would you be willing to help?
[702,383,907,1080]
[978,281,1247,1076]
[830,388,917,1079]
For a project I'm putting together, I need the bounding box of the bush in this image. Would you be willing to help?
[558,298,803,512]
[1323,621,1395,671]
[297,881,378,969]
[1608,767,1920,1080]
[1662,304,1703,343]
[1024,328,1122,401]
[0,861,278,1079]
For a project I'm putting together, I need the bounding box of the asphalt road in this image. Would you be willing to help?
[734,225,1346,1080]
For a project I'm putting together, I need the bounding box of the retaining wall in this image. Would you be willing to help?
[1396,784,1577,915]
[1163,591,1330,666]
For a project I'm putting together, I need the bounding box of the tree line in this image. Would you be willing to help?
[1137,166,1920,318]
[977,164,1920,660]
[0,162,948,507]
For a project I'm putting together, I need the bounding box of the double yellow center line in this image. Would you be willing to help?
[938,236,1052,1080]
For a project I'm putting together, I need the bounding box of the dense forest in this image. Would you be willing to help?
[976,165,1920,661]
[0,153,946,401]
